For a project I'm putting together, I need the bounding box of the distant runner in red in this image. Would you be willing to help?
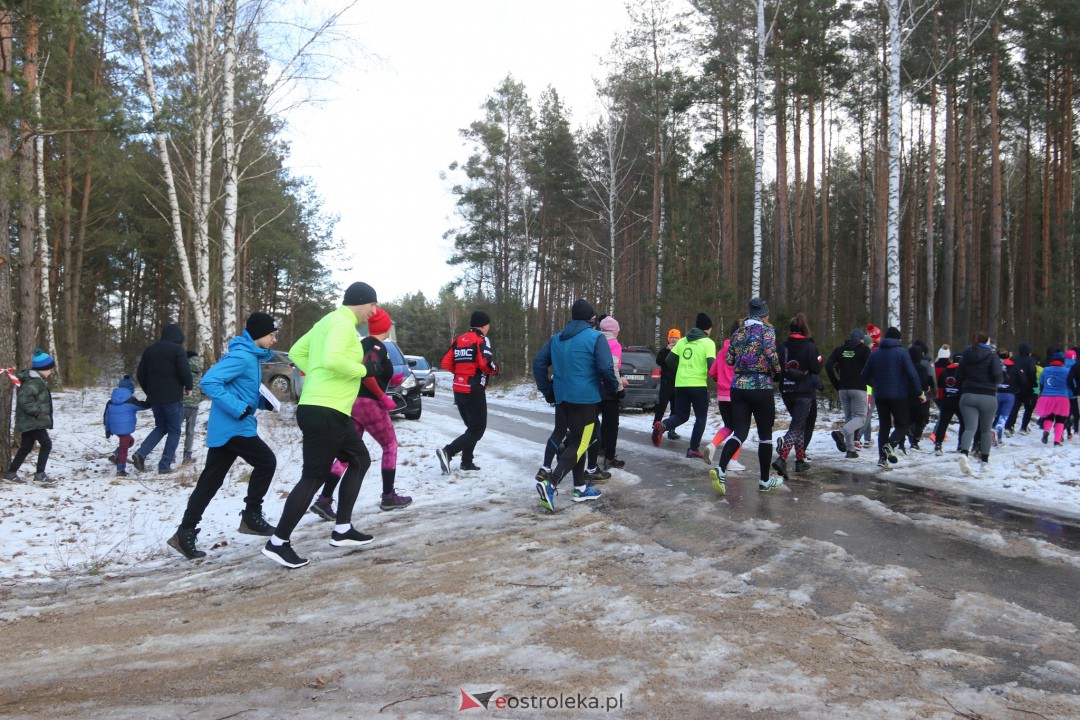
[437,310,499,474]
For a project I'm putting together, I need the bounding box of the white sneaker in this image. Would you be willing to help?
[702,443,716,465]
[958,454,973,476]
[727,460,746,472]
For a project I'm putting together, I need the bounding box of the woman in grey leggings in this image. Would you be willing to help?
[956,332,1003,475]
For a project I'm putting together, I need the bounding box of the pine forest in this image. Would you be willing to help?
[1,0,1078,457]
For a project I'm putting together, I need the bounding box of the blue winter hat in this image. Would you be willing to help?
[31,349,55,370]
[119,374,135,391]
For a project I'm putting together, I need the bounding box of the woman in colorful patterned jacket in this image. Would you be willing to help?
[708,297,783,496]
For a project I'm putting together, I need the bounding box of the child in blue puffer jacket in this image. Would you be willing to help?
[104,375,149,476]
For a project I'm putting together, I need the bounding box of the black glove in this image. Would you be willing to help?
[543,391,555,405]
[616,389,626,399]
[239,405,253,419]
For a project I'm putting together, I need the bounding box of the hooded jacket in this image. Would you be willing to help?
[779,334,822,397]
[956,343,1003,397]
[136,323,194,404]
[860,337,921,400]
[666,328,716,387]
[533,319,619,405]
[998,357,1022,395]
[825,332,871,391]
[200,330,277,447]
[14,370,53,432]
[1013,343,1037,394]
[908,345,931,395]
[104,384,149,437]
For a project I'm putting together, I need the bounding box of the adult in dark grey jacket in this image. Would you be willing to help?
[825,328,871,456]
[955,332,1003,474]
[860,326,925,468]
[1005,341,1037,434]
[133,323,194,474]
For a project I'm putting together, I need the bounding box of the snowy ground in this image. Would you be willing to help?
[2,376,1078,582]
[3,376,1080,719]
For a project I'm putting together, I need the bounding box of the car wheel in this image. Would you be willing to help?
[269,375,293,400]
[404,407,422,420]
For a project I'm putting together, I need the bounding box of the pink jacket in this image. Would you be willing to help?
[708,338,734,402]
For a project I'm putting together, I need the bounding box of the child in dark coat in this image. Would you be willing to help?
[104,375,150,476]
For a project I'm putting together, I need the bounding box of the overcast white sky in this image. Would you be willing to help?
[283,0,637,303]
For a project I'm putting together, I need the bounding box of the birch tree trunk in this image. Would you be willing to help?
[751,0,766,298]
[32,72,59,375]
[884,0,902,329]
[220,0,240,343]
[131,0,214,357]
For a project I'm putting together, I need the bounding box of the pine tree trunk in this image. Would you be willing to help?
[925,82,938,350]
[751,0,766,297]
[942,80,957,345]
[987,19,1002,341]
[0,9,17,468]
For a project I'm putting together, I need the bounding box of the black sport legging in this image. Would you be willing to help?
[550,402,598,488]
[275,405,371,540]
[9,429,51,473]
[543,403,569,469]
[875,397,910,458]
[719,388,775,482]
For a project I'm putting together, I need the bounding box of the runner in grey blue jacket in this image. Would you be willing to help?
[532,299,619,512]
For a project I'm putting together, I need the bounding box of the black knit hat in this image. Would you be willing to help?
[470,310,491,328]
[343,281,378,306]
[695,312,713,331]
[571,299,596,323]
[245,312,278,340]
[885,326,902,340]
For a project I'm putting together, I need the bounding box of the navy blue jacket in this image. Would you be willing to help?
[861,337,921,400]
[533,320,619,405]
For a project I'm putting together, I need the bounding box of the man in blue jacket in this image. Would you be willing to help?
[532,299,619,513]
[861,326,926,469]
[167,313,280,560]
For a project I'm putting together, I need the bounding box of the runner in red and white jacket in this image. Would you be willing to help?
[436,310,500,474]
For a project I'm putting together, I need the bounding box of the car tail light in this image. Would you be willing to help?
[650,368,661,379]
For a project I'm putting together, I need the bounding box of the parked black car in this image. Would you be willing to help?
[289,339,422,420]
[405,355,436,397]
[618,346,661,412]
[260,351,296,401]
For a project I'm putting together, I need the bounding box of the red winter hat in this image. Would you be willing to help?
[866,324,882,343]
[367,308,392,336]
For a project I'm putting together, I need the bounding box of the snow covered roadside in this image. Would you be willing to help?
[1,378,1078,584]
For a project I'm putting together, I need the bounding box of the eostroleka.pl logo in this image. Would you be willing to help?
[459,688,624,712]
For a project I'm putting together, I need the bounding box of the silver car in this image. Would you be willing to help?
[405,355,436,397]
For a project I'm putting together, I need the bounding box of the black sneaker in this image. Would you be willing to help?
[329,527,374,547]
[2,470,26,484]
[830,430,847,453]
[167,527,207,560]
[771,455,788,479]
[309,497,335,521]
[460,461,481,471]
[884,444,899,464]
[584,468,611,484]
[602,457,625,470]
[158,465,176,475]
[33,472,57,487]
[794,460,809,473]
[666,430,681,440]
[131,452,146,472]
[436,447,452,475]
[534,467,550,482]
[845,450,859,459]
[262,539,309,568]
[238,509,276,536]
